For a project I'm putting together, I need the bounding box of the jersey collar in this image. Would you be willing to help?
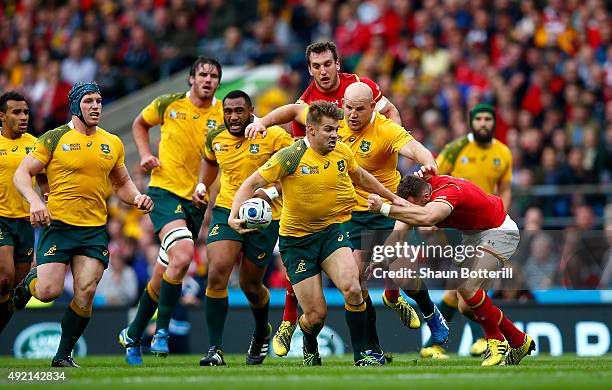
[67,120,98,132]
[303,136,311,148]
[370,111,376,123]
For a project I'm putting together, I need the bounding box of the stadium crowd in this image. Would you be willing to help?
[0,0,610,306]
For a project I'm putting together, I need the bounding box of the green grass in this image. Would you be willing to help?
[1,354,611,389]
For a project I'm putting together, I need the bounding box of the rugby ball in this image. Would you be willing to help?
[239,198,272,229]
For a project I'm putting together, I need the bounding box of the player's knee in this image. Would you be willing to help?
[35,284,62,302]
[305,308,326,327]
[207,267,231,290]
[168,242,194,269]
[338,279,362,302]
[239,278,261,296]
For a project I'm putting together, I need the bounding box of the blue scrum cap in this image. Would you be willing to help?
[68,82,101,117]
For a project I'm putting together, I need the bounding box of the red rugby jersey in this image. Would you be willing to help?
[292,73,383,137]
[429,175,506,231]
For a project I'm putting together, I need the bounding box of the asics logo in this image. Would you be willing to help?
[45,245,57,256]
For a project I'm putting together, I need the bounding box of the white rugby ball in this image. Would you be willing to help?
[239,198,272,229]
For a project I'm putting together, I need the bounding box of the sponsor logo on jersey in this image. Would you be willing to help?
[25,147,32,154]
[301,166,319,174]
[257,252,266,260]
[337,234,344,242]
[337,160,346,172]
[86,141,93,148]
[12,146,18,152]
[347,135,357,142]
[249,144,260,154]
[295,260,307,274]
[62,143,81,151]
[102,250,109,256]
[324,161,330,169]
[461,156,469,164]
[359,140,371,152]
[214,143,228,152]
[100,144,110,154]
[27,248,33,256]
[0,149,6,156]
[193,114,200,119]
[493,158,501,167]
[169,110,186,120]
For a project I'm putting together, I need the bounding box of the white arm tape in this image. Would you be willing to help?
[196,183,206,194]
[257,187,279,201]
[380,203,391,217]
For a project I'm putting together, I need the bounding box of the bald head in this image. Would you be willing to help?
[343,82,376,131]
[344,82,373,102]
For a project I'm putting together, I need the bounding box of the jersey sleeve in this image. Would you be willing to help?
[112,135,126,170]
[29,129,69,166]
[386,121,415,154]
[436,136,468,175]
[359,77,383,103]
[204,139,217,161]
[141,98,163,126]
[499,146,513,183]
[271,126,294,151]
[431,183,462,210]
[259,140,306,183]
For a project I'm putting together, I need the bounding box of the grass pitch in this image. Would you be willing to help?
[1,354,610,389]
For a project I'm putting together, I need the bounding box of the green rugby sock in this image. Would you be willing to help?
[156,275,182,331]
[345,302,367,361]
[205,289,228,348]
[246,287,270,340]
[127,284,159,341]
[364,294,382,353]
[55,303,90,359]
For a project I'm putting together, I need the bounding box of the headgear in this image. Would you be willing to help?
[68,82,101,124]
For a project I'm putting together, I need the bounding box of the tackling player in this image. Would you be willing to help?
[421,103,513,358]
[197,90,293,366]
[12,82,153,367]
[368,172,534,366]
[118,57,223,364]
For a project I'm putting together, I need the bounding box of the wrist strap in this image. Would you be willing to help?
[258,187,279,200]
[380,203,391,217]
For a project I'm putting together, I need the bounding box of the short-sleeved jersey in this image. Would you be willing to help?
[436,133,512,195]
[429,175,505,231]
[29,122,125,227]
[141,92,223,200]
[0,132,37,218]
[338,112,414,211]
[205,124,293,219]
[259,138,358,237]
[292,73,383,137]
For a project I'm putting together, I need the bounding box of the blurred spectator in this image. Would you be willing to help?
[60,34,97,84]
[202,26,257,67]
[96,243,139,306]
[523,232,560,290]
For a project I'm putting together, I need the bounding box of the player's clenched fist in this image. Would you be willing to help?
[29,197,52,227]
[368,194,384,213]
[134,194,154,213]
[139,154,161,171]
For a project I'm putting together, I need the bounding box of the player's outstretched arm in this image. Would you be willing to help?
[400,140,437,172]
[349,166,405,205]
[14,155,51,227]
[368,194,450,226]
[379,98,402,125]
[109,166,154,213]
[132,114,160,171]
[245,104,306,140]
[229,171,273,234]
